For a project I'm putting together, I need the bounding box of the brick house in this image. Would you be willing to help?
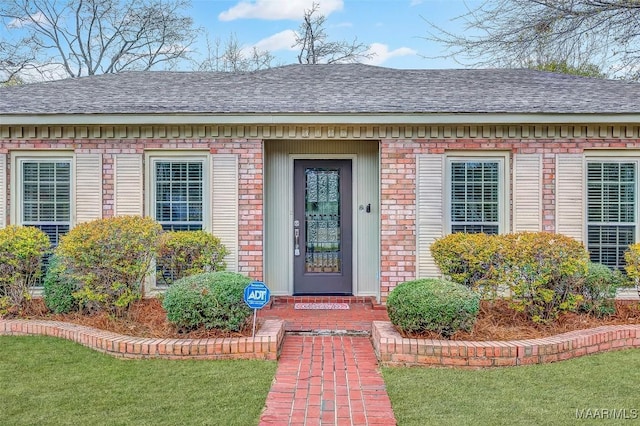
[1,64,639,302]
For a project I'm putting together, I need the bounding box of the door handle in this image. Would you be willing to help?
[294,228,300,256]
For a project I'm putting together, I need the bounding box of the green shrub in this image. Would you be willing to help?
[56,216,162,316]
[156,230,228,286]
[386,278,480,338]
[497,232,589,323]
[0,225,50,316]
[624,243,640,285]
[432,231,590,324]
[578,262,623,317]
[430,232,500,297]
[43,255,80,314]
[162,271,253,332]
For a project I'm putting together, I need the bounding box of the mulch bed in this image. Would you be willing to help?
[16,298,254,339]
[10,298,640,341]
[399,299,640,341]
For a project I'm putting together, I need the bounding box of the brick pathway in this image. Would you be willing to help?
[259,299,396,425]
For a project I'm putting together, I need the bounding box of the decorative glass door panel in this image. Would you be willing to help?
[304,168,342,273]
[294,160,352,294]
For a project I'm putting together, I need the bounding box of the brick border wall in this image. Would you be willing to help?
[0,319,284,360]
[373,321,640,368]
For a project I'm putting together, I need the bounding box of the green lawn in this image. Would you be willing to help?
[0,336,277,426]
[383,349,640,426]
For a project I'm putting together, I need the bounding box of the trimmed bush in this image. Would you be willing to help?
[578,262,623,317]
[497,232,589,323]
[386,278,480,338]
[56,216,162,316]
[162,271,253,332]
[0,225,50,316]
[430,232,500,297]
[156,230,228,286]
[624,243,640,285]
[43,255,80,314]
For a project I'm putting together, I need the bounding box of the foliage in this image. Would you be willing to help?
[386,278,480,338]
[162,271,252,332]
[426,0,640,80]
[495,232,588,323]
[156,230,228,286]
[624,242,640,285]
[56,216,162,316]
[0,225,50,316]
[432,231,590,323]
[531,61,605,78]
[42,254,80,314]
[0,0,198,81]
[577,262,623,317]
[430,232,500,297]
[294,2,373,64]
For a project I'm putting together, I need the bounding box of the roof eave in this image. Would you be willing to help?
[1,112,639,126]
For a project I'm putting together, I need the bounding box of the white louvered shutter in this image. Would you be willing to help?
[513,153,542,232]
[211,154,239,272]
[416,153,445,278]
[0,154,5,228]
[75,153,102,224]
[114,154,143,216]
[556,154,584,241]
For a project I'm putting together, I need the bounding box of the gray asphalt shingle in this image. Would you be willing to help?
[1,64,639,115]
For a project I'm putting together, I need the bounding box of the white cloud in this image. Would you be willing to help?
[219,0,343,21]
[253,30,298,52]
[8,11,50,28]
[363,43,417,66]
[410,0,424,5]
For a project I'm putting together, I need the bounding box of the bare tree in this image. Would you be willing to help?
[0,36,36,83]
[197,32,276,72]
[0,0,199,81]
[426,0,640,78]
[294,2,373,64]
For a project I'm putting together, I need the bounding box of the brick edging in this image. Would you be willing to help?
[0,319,285,360]
[372,321,640,367]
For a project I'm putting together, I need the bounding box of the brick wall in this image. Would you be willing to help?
[379,138,640,300]
[0,138,264,280]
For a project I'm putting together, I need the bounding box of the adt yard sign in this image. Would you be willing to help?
[244,281,270,309]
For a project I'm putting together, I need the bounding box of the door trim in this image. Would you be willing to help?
[287,154,358,295]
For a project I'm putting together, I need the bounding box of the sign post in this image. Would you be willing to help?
[243,281,271,337]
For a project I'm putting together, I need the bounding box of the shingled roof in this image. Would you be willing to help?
[1,63,639,116]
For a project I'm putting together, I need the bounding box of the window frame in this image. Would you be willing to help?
[11,152,75,243]
[445,152,510,235]
[145,152,210,232]
[585,156,639,269]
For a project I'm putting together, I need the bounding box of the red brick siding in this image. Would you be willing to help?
[379,138,640,299]
[0,138,264,280]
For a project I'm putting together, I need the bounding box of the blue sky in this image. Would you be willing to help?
[190,0,480,69]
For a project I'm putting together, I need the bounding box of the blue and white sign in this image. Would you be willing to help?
[243,281,271,309]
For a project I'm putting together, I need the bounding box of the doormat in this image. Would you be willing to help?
[294,303,350,310]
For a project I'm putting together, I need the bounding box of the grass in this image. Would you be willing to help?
[383,349,640,426]
[0,336,277,426]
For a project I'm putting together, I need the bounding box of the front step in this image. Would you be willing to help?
[287,329,371,337]
[268,295,387,310]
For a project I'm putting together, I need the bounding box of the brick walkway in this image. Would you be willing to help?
[259,299,396,425]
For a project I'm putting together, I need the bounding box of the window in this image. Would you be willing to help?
[587,162,636,269]
[148,155,208,232]
[448,158,504,235]
[18,159,71,247]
